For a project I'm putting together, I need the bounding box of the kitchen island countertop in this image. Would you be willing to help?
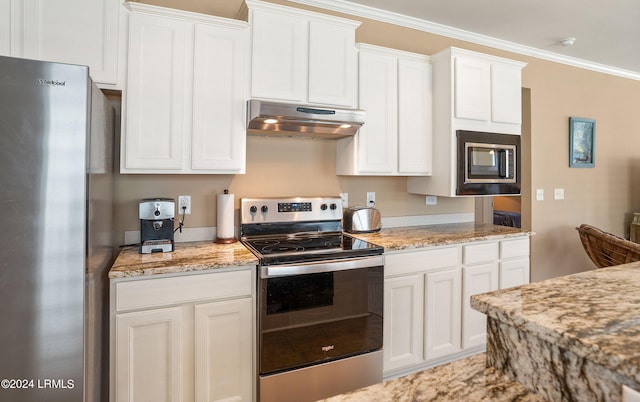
[471,262,640,391]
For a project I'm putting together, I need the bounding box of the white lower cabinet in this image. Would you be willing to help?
[424,267,462,360]
[111,269,254,402]
[115,307,185,402]
[383,274,424,371]
[461,263,498,349]
[194,299,252,402]
[383,236,530,377]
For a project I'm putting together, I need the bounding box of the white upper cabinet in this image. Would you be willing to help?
[447,47,526,134]
[246,0,359,108]
[1,0,123,87]
[407,47,526,196]
[122,3,248,174]
[337,44,431,176]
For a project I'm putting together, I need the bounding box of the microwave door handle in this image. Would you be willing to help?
[499,150,508,178]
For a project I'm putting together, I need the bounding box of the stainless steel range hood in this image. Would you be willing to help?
[247,100,365,139]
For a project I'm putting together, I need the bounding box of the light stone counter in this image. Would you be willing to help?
[350,222,531,251]
[108,223,530,278]
[320,353,546,402]
[108,241,258,278]
[471,262,640,401]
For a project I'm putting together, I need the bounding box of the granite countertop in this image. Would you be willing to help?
[109,240,258,279]
[471,262,640,385]
[320,353,546,402]
[351,222,532,251]
[109,223,531,279]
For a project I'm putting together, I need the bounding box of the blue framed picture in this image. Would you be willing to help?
[569,117,595,168]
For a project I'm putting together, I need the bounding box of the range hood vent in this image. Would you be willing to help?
[246,100,365,139]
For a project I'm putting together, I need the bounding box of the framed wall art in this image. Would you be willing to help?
[569,117,595,168]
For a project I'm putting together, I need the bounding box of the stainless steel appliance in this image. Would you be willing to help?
[240,197,384,402]
[139,198,175,253]
[0,56,115,401]
[456,130,521,195]
[343,206,382,233]
[247,100,365,139]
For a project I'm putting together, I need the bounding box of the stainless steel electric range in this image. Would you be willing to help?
[239,196,384,402]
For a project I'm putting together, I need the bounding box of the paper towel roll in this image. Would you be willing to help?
[216,190,236,243]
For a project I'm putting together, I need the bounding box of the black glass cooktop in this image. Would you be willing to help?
[242,233,383,265]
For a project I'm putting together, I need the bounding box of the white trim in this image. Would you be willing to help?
[287,0,640,81]
[382,213,474,228]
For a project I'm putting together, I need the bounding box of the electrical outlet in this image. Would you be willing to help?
[425,195,437,205]
[178,195,191,214]
[536,189,544,201]
[554,188,565,200]
[366,192,375,207]
[339,192,348,208]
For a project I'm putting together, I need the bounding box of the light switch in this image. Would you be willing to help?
[554,188,565,200]
[536,189,544,201]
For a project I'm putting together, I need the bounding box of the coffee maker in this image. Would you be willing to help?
[139,198,175,254]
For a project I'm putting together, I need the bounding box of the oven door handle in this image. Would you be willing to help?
[261,255,384,278]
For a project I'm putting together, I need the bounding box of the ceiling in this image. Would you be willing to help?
[168,0,640,79]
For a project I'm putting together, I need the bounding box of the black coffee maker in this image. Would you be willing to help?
[139,198,175,254]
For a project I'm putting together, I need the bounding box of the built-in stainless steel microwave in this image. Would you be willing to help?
[456,130,521,196]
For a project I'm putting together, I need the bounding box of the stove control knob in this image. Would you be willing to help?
[261,205,268,213]
[249,205,257,214]
[320,203,328,211]
[330,203,337,210]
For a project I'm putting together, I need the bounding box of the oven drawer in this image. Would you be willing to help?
[115,269,252,312]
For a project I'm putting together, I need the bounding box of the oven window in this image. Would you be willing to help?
[266,272,334,315]
[259,266,383,375]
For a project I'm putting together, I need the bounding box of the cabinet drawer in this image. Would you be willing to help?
[500,238,530,259]
[385,246,461,277]
[463,242,498,265]
[115,269,252,312]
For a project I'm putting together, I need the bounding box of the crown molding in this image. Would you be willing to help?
[287,0,640,81]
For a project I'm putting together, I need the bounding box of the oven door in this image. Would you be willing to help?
[258,256,384,376]
[457,130,521,195]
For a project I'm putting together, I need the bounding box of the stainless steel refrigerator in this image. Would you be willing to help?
[0,56,116,401]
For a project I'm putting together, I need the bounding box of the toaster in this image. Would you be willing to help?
[343,207,382,233]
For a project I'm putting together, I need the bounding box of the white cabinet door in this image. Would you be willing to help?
[491,62,522,124]
[454,55,491,121]
[124,11,188,171]
[250,8,306,102]
[357,49,397,174]
[462,263,499,349]
[247,0,359,107]
[115,307,185,402]
[398,57,432,175]
[500,258,530,289]
[383,274,424,372]
[424,267,461,360]
[308,20,357,107]
[123,4,247,174]
[194,298,253,402]
[191,23,247,173]
[21,0,120,85]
